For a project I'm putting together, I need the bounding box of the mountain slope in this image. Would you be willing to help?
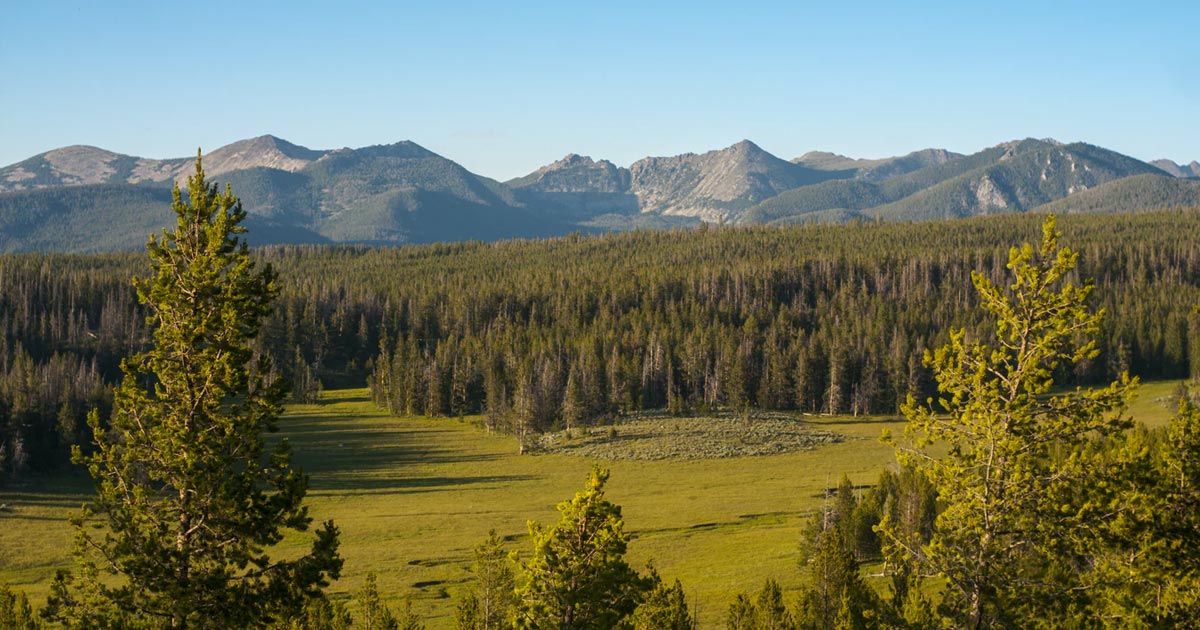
[740,180,886,223]
[0,184,173,252]
[507,154,637,219]
[628,140,841,221]
[193,135,326,178]
[298,141,546,243]
[740,144,1015,223]
[793,148,961,182]
[744,140,1164,224]
[1028,174,1200,215]
[0,139,573,251]
[870,141,1162,221]
[0,146,181,192]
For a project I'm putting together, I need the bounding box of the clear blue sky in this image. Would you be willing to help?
[2,0,1196,180]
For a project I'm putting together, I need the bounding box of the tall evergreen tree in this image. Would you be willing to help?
[625,577,695,630]
[457,530,516,630]
[0,584,42,630]
[888,215,1135,629]
[355,573,399,630]
[51,156,341,629]
[513,466,651,630]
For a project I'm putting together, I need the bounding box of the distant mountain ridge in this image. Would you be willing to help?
[0,135,330,193]
[2,135,1197,253]
[792,148,961,181]
[1152,159,1200,178]
[742,139,1176,224]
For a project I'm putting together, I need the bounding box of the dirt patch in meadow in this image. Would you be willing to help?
[534,411,846,460]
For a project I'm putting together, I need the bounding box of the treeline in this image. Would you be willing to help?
[367,210,1200,432]
[0,250,381,479]
[4,210,1200,478]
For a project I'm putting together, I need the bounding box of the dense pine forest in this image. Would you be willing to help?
[2,210,1200,480]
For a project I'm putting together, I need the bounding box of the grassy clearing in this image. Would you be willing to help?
[0,381,1185,628]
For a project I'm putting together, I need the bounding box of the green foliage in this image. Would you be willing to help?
[51,156,342,628]
[727,593,757,630]
[725,579,810,630]
[275,597,352,630]
[513,466,651,630]
[872,467,937,615]
[1154,393,1200,620]
[753,579,793,630]
[890,215,1137,628]
[622,578,695,630]
[356,573,398,630]
[454,595,481,630]
[394,600,426,630]
[794,478,880,630]
[1089,391,1200,625]
[0,583,43,630]
[456,530,515,630]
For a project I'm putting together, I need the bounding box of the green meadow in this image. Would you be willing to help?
[0,380,1184,629]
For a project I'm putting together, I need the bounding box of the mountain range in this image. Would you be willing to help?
[2,135,1197,252]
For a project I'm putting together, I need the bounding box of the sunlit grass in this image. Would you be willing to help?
[0,380,1187,628]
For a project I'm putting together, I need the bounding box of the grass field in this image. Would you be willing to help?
[0,380,1185,628]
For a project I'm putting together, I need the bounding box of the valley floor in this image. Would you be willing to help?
[0,381,1181,629]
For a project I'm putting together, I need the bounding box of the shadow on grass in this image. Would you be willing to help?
[0,491,89,510]
[310,473,535,493]
[277,400,524,493]
[0,474,92,510]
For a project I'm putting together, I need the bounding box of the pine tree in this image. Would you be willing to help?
[0,584,42,630]
[625,578,695,630]
[52,155,342,628]
[513,466,650,630]
[355,573,399,630]
[1095,390,1200,624]
[1150,394,1200,620]
[454,596,481,630]
[887,215,1135,628]
[726,593,757,630]
[754,579,792,630]
[561,366,585,432]
[464,530,515,630]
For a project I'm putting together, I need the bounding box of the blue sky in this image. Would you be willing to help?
[2,0,1196,180]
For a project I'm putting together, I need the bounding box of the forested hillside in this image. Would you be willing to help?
[3,210,1199,481]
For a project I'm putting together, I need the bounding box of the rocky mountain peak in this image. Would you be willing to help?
[628,140,832,222]
[552,153,596,168]
[1150,159,1200,178]
[199,135,326,176]
[728,139,763,153]
[42,145,126,181]
[509,153,630,193]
